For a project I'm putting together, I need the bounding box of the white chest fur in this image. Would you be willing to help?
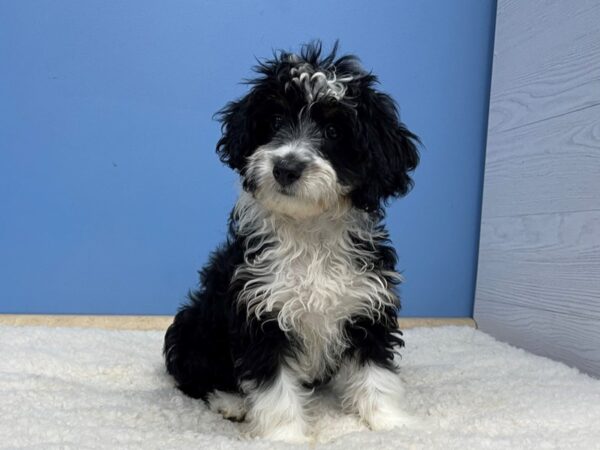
[234,194,399,381]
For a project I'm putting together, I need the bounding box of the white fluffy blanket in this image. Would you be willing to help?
[1,325,599,449]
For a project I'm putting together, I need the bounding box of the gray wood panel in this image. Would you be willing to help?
[477,210,600,319]
[489,0,600,134]
[483,106,600,218]
[476,300,600,376]
[474,0,600,377]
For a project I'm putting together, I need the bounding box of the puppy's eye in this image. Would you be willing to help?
[271,114,284,132]
[324,124,339,140]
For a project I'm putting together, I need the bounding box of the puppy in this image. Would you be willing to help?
[164,41,419,442]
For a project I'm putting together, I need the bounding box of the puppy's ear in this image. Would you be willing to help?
[352,89,420,213]
[215,92,256,172]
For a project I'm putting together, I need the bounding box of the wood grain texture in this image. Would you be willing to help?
[477,211,600,319]
[476,301,600,376]
[489,0,600,134]
[475,0,600,377]
[482,105,600,218]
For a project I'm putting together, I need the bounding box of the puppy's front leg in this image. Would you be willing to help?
[335,357,414,431]
[244,365,311,443]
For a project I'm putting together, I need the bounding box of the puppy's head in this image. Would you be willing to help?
[216,41,419,219]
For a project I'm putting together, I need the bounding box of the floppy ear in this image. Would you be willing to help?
[351,89,420,213]
[215,92,256,172]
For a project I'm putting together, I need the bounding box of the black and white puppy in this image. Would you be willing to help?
[164,42,419,442]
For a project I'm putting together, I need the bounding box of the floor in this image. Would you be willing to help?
[1,324,599,449]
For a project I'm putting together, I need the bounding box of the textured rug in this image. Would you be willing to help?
[1,325,599,449]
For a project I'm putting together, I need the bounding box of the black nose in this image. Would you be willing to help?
[272,158,306,187]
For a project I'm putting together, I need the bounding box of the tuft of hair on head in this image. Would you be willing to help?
[214,40,363,172]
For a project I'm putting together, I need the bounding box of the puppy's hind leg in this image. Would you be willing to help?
[163,300,236,400]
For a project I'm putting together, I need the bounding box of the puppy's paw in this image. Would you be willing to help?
[207,390,247,422]
[245,420,311,443]
[261,422,311,443]
[364,408,419,431]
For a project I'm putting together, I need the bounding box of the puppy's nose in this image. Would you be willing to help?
[272,158,306,187]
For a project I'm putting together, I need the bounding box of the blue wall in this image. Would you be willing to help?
[0,0,496,316]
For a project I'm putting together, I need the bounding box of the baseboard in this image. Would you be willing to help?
[400,317,476,329]
[0,314,476,330]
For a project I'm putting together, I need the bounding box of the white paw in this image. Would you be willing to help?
[364,408,419,431]
[246,420,310,443]
[207,390,247,422]
[263,422,310,443]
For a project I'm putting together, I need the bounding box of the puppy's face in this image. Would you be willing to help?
[216,43,419,219]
